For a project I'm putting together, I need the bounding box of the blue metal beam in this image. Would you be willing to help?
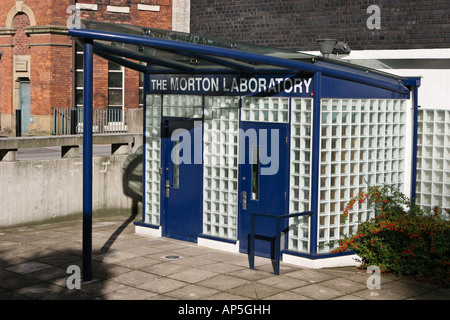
[410,85,419,203]
[94,50,148,73]
[82,40,94,282]
[309,72,322,255]
[69,28,410,95]
[93,42,197,73]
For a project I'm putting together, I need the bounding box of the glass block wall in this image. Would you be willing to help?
[288,98,313,253]
[144,94,203,226]
[241,97,290,123]
[416,109,450,217]
[144,94,162,225]
[317,99,408,253]
[203,96,240,239]
[162,94,203,118]
[144,93,413,255]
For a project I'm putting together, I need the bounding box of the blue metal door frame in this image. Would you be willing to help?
[309,72,322,255]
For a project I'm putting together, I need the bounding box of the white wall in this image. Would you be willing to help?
[304,48,450,111]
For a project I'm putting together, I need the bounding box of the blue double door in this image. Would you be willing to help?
[161,116,289,259]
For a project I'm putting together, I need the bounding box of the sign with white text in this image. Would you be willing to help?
[149,74,314,97]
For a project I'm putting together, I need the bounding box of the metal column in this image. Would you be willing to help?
[309,72,322,255]
[410,85,419,203]
[82,40,94,282]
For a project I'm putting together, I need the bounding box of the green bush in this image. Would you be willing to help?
[332,185,450,284]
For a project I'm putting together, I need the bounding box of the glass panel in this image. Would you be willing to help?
[108,72,123,88]
[108,60,122,70]
[108,89,123,106]
[252,147,259,200]
[139,88,144,107]
[76,52,83,69]
[78,19,406,82]
[80,19,316,60]
[76,89,83,105]
[76,71,83,87]
[173,140,180,189]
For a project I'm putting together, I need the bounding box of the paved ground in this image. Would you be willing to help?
[1,213,449,301]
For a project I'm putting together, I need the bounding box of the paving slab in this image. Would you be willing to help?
[0,214,449,302]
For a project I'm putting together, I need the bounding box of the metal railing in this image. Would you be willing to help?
[52,107,128,135]
[249,211,313,275]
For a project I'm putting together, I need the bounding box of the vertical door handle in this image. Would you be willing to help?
[242,191,247,210]
[165,180,170,198]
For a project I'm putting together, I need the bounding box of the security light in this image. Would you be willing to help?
[316,39,351,58]
[333,41,352,55]
[316,39,338,58]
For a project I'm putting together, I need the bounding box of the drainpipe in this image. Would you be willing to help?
[403,77,421,204]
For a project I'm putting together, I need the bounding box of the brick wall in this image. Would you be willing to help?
[0,0,173,133]
[77,0,173,111]
[12,13,31,56]
[190,0,450,51]
[79,0,172,28]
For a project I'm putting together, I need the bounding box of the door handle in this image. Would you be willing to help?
[165,180,170,198]
[242,191,247,210]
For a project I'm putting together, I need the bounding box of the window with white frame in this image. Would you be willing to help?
[108,61,125,122]
[75,46,83,109]
[139,72,144,108]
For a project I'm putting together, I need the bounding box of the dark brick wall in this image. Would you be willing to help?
[190,0,450,51]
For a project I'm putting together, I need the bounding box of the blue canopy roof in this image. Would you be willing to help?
[69,20,417,95]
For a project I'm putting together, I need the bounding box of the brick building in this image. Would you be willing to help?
[0,0,187,135]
